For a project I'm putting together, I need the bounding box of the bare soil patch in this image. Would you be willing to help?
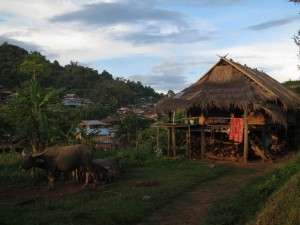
[0,179,92,205]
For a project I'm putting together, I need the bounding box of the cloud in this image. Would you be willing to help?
[0,35,42,52]
[121,28,213,44]
[246,16,299,31]
[51,2,184,26]
[160,0,248,7]
[129,73,187,93]
[50,1,216,44]
[128,60,205,93]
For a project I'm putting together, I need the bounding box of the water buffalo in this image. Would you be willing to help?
[20,144,95,190]
[93,158,121,180]
[91,162,112,184]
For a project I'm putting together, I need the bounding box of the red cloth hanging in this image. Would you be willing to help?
[229,118,244,143]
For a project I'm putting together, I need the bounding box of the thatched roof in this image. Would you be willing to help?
[155,56,300,126]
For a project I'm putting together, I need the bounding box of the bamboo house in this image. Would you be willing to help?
[155,56,300,162]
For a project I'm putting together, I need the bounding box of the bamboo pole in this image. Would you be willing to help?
[243,108,249,163]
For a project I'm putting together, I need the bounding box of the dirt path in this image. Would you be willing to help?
[138,161,277,225]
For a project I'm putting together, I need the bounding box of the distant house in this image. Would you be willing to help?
[132,108,144,115]
[62,94,93,107]
[77,120,105,129]
[0,85,14,104]
[142,110,158,120]
[101,116,122,128]
[117,107,131,114]
[76,120,115,150]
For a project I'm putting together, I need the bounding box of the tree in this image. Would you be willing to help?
[293,31,300,70]
[289,0,300,69]
[19,51,50,80]
[167,90,175,97]
[6,80,63,152]
[0,42,28,88]
[117,114,154,147]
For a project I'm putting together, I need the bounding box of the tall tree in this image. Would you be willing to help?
[293,31,300,70]
[6,80,63,152]
[289,0,300,69]
[19,51,50,80]
[0,42,28,88]
[6,50,63,152]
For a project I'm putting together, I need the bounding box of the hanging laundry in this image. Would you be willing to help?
[229,118,244,143]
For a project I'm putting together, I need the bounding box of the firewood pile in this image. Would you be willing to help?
[205,139,243,161]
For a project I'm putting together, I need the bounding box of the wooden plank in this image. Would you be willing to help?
[251,145,268,161]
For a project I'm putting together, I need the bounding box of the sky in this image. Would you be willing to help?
[0,0,299,94]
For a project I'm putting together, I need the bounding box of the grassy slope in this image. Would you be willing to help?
[202,152,300,225]
[247,171,300,225]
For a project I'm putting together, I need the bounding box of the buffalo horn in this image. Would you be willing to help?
[32,149,48,157]
[21,150,30,157]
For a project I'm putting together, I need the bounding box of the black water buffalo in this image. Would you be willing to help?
[93,158,121,180]
[20,144,94,190]
[91,162,112,184]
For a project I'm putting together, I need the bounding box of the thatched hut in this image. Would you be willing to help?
[155,56,300,162]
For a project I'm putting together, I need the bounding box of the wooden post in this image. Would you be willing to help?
[201,126,205,159]
[156,126,160,155]
[188,125,191,159]
[186,130,189,157]
[167,128,170,157]
[172,125,177,157]
[243,108,249,163]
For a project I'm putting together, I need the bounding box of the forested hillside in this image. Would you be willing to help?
[283,80,300,95]
[0,42,164,109]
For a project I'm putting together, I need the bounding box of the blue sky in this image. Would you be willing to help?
[0,0,299,93]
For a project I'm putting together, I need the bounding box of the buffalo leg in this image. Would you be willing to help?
[48,174,55,191]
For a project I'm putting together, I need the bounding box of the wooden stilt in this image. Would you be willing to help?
[156,126,160,155]
[243,108,249,163]
[172,125,177,157]
[167,128,170,157]
[188,125,191,159]
[186,130,189,157]
[201,126,205,159]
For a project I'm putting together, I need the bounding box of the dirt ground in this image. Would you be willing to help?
[0,179,88,205]
[137,160,277,225]
[0,153,294,224]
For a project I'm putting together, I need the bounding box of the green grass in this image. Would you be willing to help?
[246,171,300,225]
[0,152,231,225]
[202,152,300,225]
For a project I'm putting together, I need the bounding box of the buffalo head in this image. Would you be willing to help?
[20,150,44,171]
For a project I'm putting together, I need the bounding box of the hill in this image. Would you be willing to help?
[0,42,164,117]
[283,80,300,95]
